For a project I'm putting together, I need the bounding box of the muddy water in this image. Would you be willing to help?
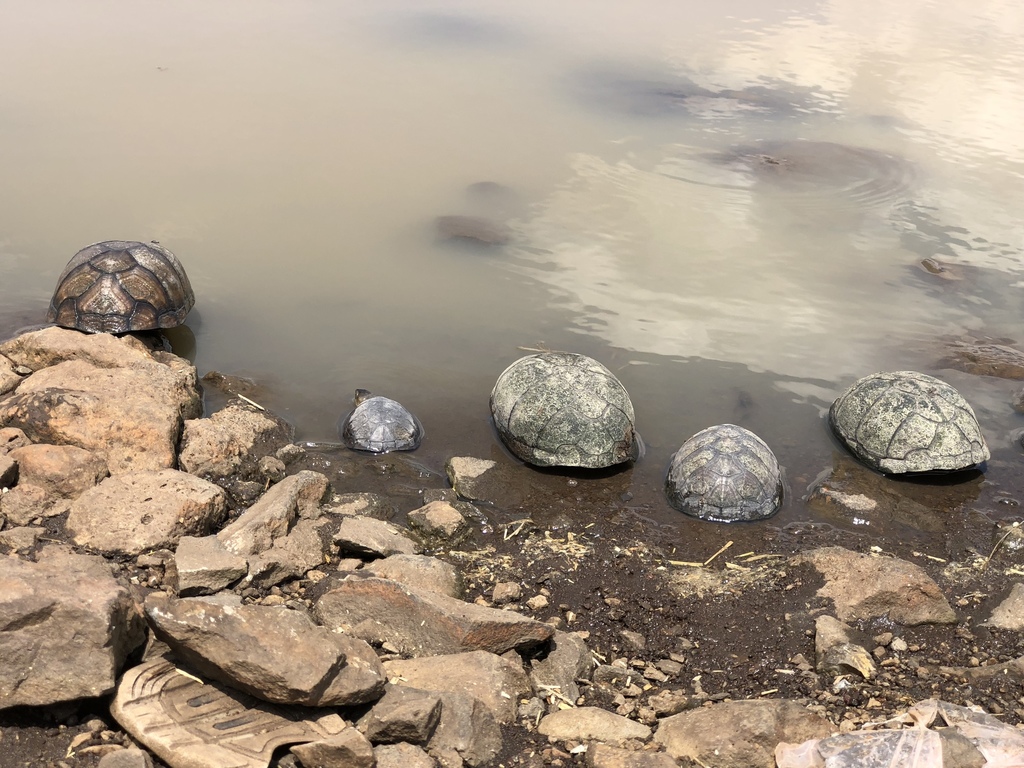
[1,0,1023,548]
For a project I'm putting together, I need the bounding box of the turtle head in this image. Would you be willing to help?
[353,388,373,405]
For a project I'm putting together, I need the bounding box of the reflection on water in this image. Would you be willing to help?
[0,0,1023,535]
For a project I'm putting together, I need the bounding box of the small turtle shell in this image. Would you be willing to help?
[665,424,783,522]
[47,240,195,334]
[340,393,423,453]
[489,352,638,469]
[829,370,989,474]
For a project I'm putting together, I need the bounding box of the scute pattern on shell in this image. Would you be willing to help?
[665,424,783,522]
[340,395,423,453]
[828,370,989,474]
[489,352,637,468]
[47,240,195,334]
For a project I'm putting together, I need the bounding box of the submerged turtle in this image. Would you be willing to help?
[339,389,423,453]
[665,424,783,522]
[47,240,195,334]
[489,351,638,469]
[828,371,989,474]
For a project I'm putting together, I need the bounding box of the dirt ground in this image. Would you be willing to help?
[3,444,1024,768]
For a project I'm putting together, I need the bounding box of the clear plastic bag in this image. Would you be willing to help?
[775,699,1024,768]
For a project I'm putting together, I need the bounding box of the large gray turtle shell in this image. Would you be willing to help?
[490,352,637,468]
[340,395,423,453]
[47,240,195,334]
[665,424,783,522]
[828,370,989,474]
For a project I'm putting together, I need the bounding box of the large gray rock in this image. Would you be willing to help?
[0,354,201,474]
[171,536,249,596]
[0,550,146,709]
[145,595,385,706]
[313,577,554,657]
[217,471,329,557]
[538,707,651,746]
[426,691,502,767]
[359,686,443,745]
[8,443,109,498]
[290,729,375,768]
[111,657,350,768]
[0,326,157,371]
[363,554,462,598]
[333,515,422,559]
[383,650,532,724]
[178,402,295,507]
[655,700,832,767]
[530,630,594,707]
[67,469,228,555]
[792,546,957,625]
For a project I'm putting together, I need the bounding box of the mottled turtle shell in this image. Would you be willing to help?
[47,240,195,334]
[828,370,989,474]
[489,352,638,468]
[339,390,423,453]
[665,424,783,522]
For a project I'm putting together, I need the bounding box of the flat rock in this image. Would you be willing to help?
[0,550,146,709]
[654,700,832,767]
[435,214,513,246]
[444,456,499,503]
[0,525,43,551]
[383,650,532,724]
[171,535,249,596]
[327,492,397,520]
[374,743,437,768]
[538,706,651,746]
[941,340,1024,379]
[983,583,1024,630]
[217,471,329,557]
[111,657,350,768]
[408,500,470,541]
[145,594,385,706]
[333,515,422,558]
[313,577,554,656]
[791,546,957,625]
[0,356,201,474]
[0,326,157,371]
[8,443,108,498]
[68,469,228,555]
[363,554,462,598]
[291,729,375,768]
[586,744,679,768]
[97,748,156,768]
[178,402,295,507]
[359,686,443,745]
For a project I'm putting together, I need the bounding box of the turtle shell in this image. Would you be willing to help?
[47,241,195,334]
[489,352,638,468]
[339,392,423,453]
[665,424,783,522]
[828,370,989,474]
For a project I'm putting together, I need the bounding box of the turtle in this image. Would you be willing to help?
[489,351,638,469]
[828,370,989,474]
[664,424,783,522]
[47,240,195,334]
[339,389,423,453]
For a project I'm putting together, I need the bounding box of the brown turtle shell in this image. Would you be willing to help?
[47,241,195,334]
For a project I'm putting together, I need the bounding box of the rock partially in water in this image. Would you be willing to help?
[435,215,513,246]
[941,339,1024,379]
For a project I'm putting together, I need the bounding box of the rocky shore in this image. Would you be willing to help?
[2,327,1024,767]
